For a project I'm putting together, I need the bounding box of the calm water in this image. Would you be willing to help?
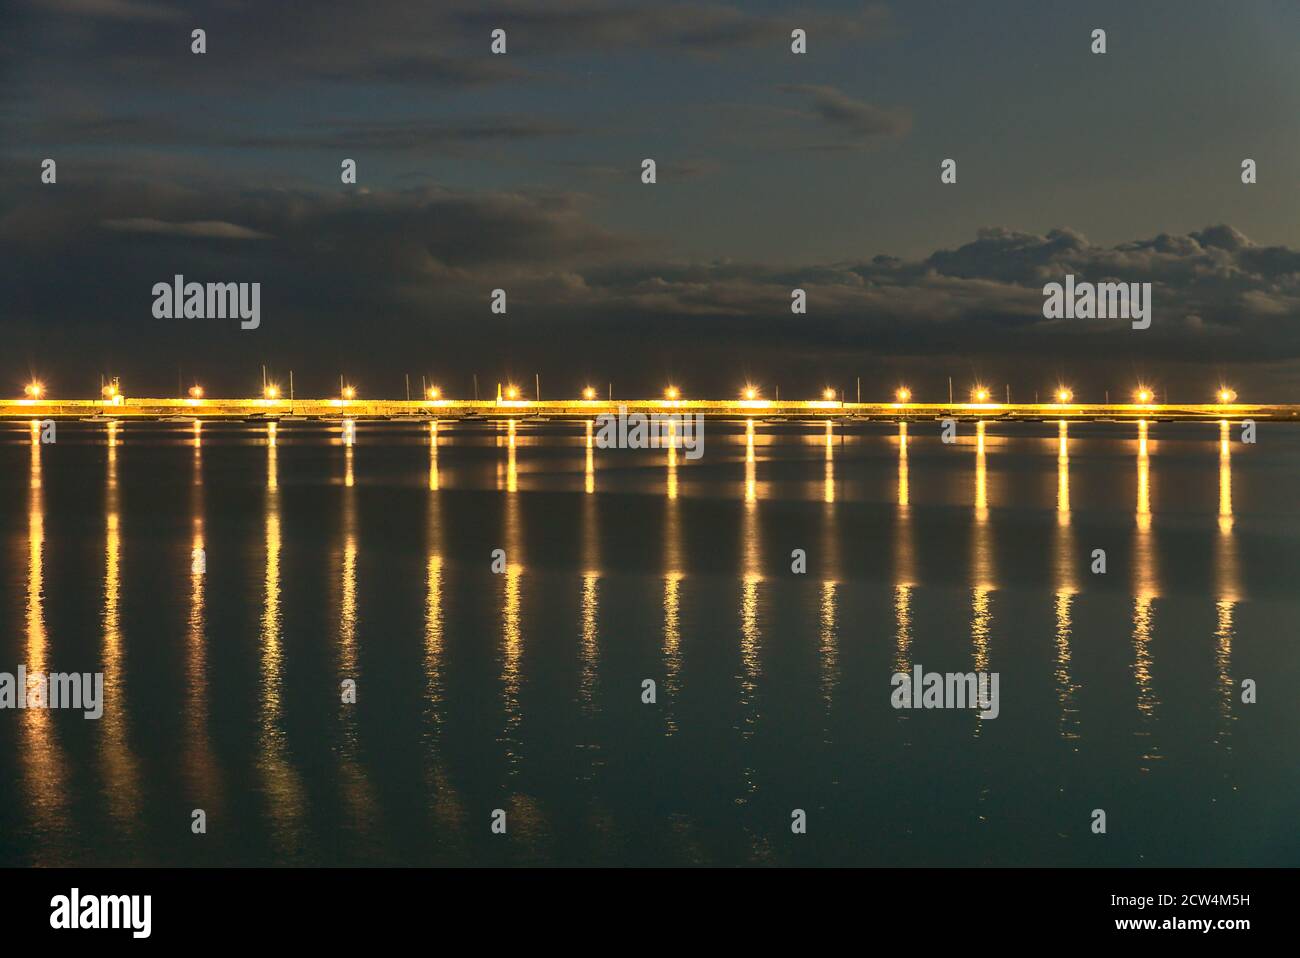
[1,417,1297,866]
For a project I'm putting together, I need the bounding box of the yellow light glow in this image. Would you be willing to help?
[505,385,520,400]
[664,386,680,401]
[583,386,597,400]
[743,386,758,401]
[895,387,911,403]
[972,386,990,403]
[25,381,44,399]
[264,385,279,400]
[426,386,441,400]
[1217,388,1237,404]
[1134,387,1153,404]
[189,385,204,399]
[102,384,119,399]
[341,385,356,401]
[822,388,836,401]
[1056,388,1073,404]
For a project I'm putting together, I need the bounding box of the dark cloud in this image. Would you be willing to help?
[4,159,1298,392]
[102,218,271,239]
[779,84,912,144]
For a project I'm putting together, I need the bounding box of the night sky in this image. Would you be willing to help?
[4,0,1300,400]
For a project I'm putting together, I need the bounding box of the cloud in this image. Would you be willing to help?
[4,154,1299,393]
[102,218,271,239]
[778,84,911,146]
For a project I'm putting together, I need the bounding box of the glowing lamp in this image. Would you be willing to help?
[264,385,279,400]
[342,386,356,401]
[743,386,758,401]
[582,387,596,400]
[972,387,990,403]
[189,385,204,399]
[895,387,911,403]
[1055,388,1073,404]
[1134,388,1153,404]
[822,388,836,401]
[25,381,44,399]
[664,386,680,401]
[505,385,520,400]
[427,386,441,400]
[1217,388,1237,404]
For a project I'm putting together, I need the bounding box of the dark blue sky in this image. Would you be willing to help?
[4,0,1300,399]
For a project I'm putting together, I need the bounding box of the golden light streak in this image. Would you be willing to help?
[894,421,915,674]
[666,417,679,500]
[100,419,141,835]
[1054,590,1080,741]
[259,426,304,855]
[897,421,909,508]
[971,420,993,688]
[663,484,683,736]
[1054,419,1080,740]
[823,420,835,504]
[1136,420,1151,532]
[185,425,220,811]
[1057,420,1070,525]
[501,480,523,771]
[739,457,762,779]
[1218,420,1233,533]
[506,418,518,493]
[584,419,595,495]
[24,424,70,854]
[335,443,376,835]
[744,418,756,503]
[428,420,439,491]
[1214,423,1241,742]
[1131,421,1160,761]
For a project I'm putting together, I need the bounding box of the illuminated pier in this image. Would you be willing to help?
[3,394,1297,421]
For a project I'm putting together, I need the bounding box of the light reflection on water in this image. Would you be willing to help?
[0,417,1296,866]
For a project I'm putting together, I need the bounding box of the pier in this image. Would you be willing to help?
[2,396,1298,421]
